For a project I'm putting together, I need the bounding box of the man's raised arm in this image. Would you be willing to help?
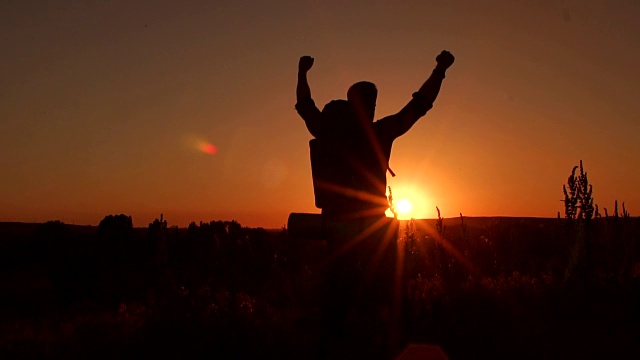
[416,51,454,104]
[296,56,321,137]
[382,51,455,138]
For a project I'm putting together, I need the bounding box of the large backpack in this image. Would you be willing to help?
[309,100,379,212]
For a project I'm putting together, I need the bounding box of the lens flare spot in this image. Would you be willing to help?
[396,199,412,216]
[199,143,217,155]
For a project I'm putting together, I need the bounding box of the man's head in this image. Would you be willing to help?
[347,81,377,123]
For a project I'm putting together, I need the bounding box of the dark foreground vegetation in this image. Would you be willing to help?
[1,213,639,359]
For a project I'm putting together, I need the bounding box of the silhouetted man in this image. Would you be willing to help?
[296,51,455,220]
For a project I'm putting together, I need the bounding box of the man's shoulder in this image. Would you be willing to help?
[373,114,401,129]
[372,116,400,141]
[373,113,399,125]
[322,99,350,113]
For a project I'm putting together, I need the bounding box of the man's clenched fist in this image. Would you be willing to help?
[436,51,455,70]
[299,56,314,73]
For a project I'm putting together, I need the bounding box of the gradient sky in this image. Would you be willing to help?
[1,0,639,228]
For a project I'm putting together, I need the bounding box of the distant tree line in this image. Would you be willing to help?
[0,214,287,319]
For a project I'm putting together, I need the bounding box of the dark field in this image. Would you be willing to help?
[1,215,639,359]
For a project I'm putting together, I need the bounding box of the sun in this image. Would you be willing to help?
[386,185,432,219]
[396,199,412,217]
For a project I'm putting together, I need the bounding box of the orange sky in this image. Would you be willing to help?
[1,1,639,228]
